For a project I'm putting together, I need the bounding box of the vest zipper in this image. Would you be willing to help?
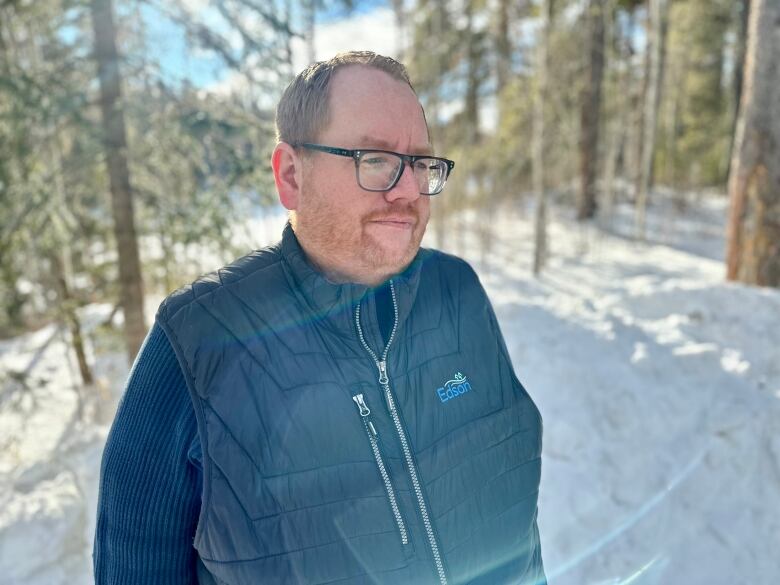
[355,281,449,585]
[351,393,409,546]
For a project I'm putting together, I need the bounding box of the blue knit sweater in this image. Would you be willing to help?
[93,323,201,583]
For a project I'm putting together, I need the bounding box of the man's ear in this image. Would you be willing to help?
[272,142,303,210]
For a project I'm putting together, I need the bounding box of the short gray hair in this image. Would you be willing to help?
[275,51,419,146]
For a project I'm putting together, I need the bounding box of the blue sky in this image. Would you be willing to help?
[139,0,391,90]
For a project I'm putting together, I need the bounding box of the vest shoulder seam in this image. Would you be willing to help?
[160,250,283,324]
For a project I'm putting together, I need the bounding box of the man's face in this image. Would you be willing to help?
[291,66,432,286]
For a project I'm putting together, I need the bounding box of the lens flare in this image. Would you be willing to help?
[546,449,705,582]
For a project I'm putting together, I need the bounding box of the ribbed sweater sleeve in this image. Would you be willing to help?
[93,322,202,584]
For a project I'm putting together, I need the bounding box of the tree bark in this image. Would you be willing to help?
[602,0,625,223]
[390,0,406,57]
[464,0,480,141]
[304,0,316,64]
[732,0,750,127]
[726,0,751,184]
[90,0,146,361]
[430,0,449,251]
[50,251,94,387]
[495,0,511,97]
[635,0,668,241]
[457,0,482,257]
[726,0,780,287]
[533,0,553,275]
[578,0,605,220]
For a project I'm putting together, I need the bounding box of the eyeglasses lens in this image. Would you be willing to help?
[358,152,401,191]
[357,152,447,195]
[421,161,446,195]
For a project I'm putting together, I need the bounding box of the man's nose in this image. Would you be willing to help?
[384,162,421,203]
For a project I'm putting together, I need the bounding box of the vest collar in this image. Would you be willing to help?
[278,221,426,341]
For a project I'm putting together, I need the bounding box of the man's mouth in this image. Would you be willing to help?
[369,216,416,228]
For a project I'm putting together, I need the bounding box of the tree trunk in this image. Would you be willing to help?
[726,0,780,287]
[726,0,751,184]
[495,0,511,97]
[304,0,316,64]
[47,121,93,387]
[635,0,668,241]
[663,45,684,191]
[90,0,146,361]
[390,0,406,57]
[457,0,481,257]
[533,0,553,276]
[625,8,644,203]
[464,0,479,141]
[50,252,94,386]
[578,0,605,221]
[430,0,449,251]
[602,0,625,224]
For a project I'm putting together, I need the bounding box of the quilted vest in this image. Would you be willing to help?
[156,223,546,585]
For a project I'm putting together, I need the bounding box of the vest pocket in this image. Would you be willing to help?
[352,393,410,548]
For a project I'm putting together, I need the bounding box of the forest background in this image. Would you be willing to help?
[1,0,779,582]
[1,0,777,362]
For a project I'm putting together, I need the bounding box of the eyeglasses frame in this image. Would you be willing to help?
[293,142,455,196]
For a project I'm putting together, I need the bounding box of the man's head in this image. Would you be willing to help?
[271,51,438,287]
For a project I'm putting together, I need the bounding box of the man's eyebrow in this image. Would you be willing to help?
[356,135,433,155]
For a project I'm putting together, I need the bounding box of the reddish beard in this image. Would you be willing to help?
[293,184,428,284]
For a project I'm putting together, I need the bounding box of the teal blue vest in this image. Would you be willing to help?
[157,224,546,585]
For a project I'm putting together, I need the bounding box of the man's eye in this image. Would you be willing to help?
[365,158,386,165]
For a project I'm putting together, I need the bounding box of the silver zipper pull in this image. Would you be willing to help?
[367,421,378,437]
[352,394,371,417]
[377,360,389,385]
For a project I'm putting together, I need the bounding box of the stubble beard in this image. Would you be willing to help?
[292,186,428,285]
[361,207,428,274]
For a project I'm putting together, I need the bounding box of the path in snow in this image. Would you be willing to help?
[464,200,780,585]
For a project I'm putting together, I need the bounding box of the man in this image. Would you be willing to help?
[94,51,546,585]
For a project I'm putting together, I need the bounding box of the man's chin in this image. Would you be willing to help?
[363,244,419,276]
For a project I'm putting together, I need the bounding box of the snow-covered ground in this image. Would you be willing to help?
[1,193,778,584]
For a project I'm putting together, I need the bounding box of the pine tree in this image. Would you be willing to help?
[577,0,605,221]
[726,0,780,287]
[90,0,146,361]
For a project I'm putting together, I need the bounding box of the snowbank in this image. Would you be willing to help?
[1,197,778,584]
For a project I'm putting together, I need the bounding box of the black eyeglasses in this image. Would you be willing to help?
[294,142,455,196]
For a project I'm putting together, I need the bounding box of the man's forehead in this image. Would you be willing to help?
[354,135,432,155]
[324,67,431,152]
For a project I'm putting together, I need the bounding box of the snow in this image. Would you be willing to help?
[1,193,778,584]
[470,207,780,585]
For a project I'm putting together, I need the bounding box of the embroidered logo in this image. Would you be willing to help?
[436,372,472,403]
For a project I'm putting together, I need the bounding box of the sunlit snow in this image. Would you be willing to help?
[1,192,778,584]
